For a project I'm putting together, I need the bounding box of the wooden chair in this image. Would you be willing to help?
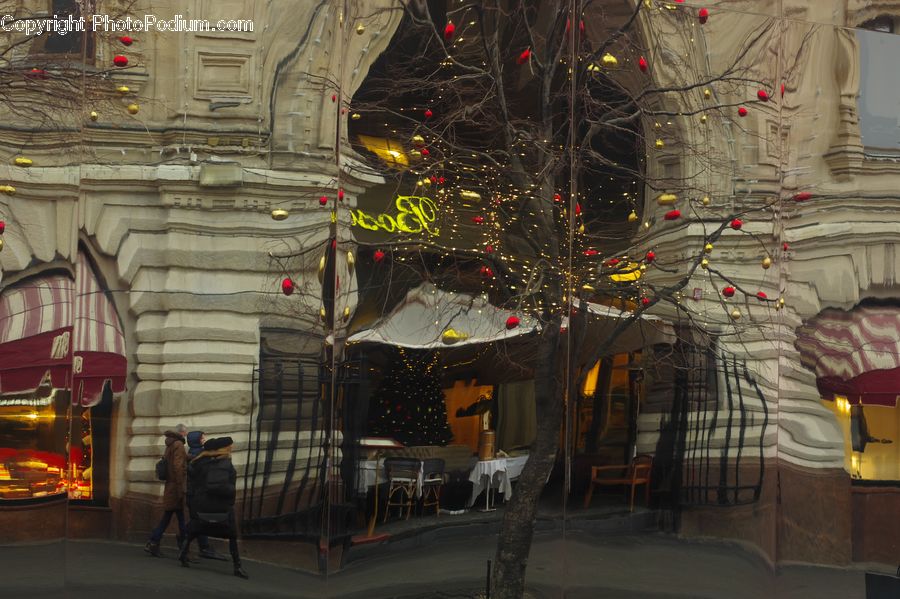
[583,454,652,512]
[382,457,420,522]
[420,458,445,516]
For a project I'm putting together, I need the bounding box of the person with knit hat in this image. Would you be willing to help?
[184,431,227,562]
[178,436,247,579]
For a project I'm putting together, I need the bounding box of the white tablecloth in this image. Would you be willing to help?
[505,454,528,481]
[468,458,513,506]
[357,459,424,498]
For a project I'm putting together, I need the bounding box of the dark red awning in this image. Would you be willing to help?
[0,328,72,394]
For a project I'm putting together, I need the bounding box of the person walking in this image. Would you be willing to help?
[145,424,188,557]
[185,430,227,561]
[178,436,248,579]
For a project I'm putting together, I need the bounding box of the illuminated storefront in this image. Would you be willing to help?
[0,251,125,503]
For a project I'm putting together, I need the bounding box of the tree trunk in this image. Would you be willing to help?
[491,320,563,599]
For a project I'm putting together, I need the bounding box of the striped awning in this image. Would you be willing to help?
[73,252,126,406]
[795,303,900,406]
[0,252,126,406]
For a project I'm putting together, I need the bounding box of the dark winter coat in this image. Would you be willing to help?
[186,447,237,536]
[186,431,204,459]
[162,431,187,510]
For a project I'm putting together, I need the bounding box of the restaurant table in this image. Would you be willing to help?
[357,459,424,498]
[468,458,513,510]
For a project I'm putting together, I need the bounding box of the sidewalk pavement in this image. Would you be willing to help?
[2,531,866,599]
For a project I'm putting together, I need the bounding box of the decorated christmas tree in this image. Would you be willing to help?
[367,349,453,447]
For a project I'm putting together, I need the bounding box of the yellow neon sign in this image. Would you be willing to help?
[350,195,440,236]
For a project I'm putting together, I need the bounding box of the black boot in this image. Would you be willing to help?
[178,546,190,568]
[233,560,248,579]
[144,541,161,557]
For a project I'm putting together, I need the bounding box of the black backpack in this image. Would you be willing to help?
[203,458,235,503]
[155,456,167,481]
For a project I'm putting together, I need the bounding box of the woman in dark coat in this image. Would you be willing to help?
[178,436,247,579]
[145,426,188,556]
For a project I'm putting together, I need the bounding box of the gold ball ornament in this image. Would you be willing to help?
[13,157,32,167]
[701,195,711,206]
[90,111,99,121]
[703,88,712,99]
[0,238,3,252]
[356,23,366,35]
[578,223,585,234]
[627,210,638,223]
[351,113,361,120]
[0,184,15,195]
[116,85,130,95]
[601,53,618,67]
[730,308,742,320]
[700,258,709,269]
[127,103,139,114]
[655,139,665,149]
[442,328,469,344]
[346,250,355,271]
[656,193,677,206]
[582,284,596,292]
[319,307,327,322]
[271,208,289,221]
[762,256,773,269]
[704,242,714,253]
[317,255,326,283]
[700,114,708,124]
[411,134,426,148]
[779,297,785,308]
[342,306,351,322]
[654,122,662,130]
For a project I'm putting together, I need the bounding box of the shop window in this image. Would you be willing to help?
[0,383,69,500]
[30,0,95,61]
[857,17,900,153]
[575,352,641,462]
[826,396,900,481]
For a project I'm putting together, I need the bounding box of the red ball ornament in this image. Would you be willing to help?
[645,250,656,263]
[757,291,768,300]
[782,242,789,251]
[553,193,562,203]
[575,203,582,216]
[485,244,494,254]
[472,216,484,224]
[421,148,430,156]
[480,265,493,277]
[281,278,295,296]
[698,8,709,24]
[722,286,735,297]
[638,56,648,72]
[119,36,133,46]
[331,238,337,250]
[793,192,812,202]
[517,48,531,65]
[664,209,681,221]
[0,220,5,234]
[583,249,599,256]
[757,89,769,102]
[781,82,785,97]
[424,109,433,119]
[737,107,748,117]
[26,68,47,79]
[606,258,620,267]
[444,22,455,41]
[373,249,386,263]
[338,188,344,201]
[730,218,743,230]
[505,316,520,330]
[319,195,328,206]
[641,297,651,307]
[438,176,445,184]
[113,55,128,67]
[430,175,437,183]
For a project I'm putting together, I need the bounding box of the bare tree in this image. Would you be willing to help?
[338,1,790,596]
